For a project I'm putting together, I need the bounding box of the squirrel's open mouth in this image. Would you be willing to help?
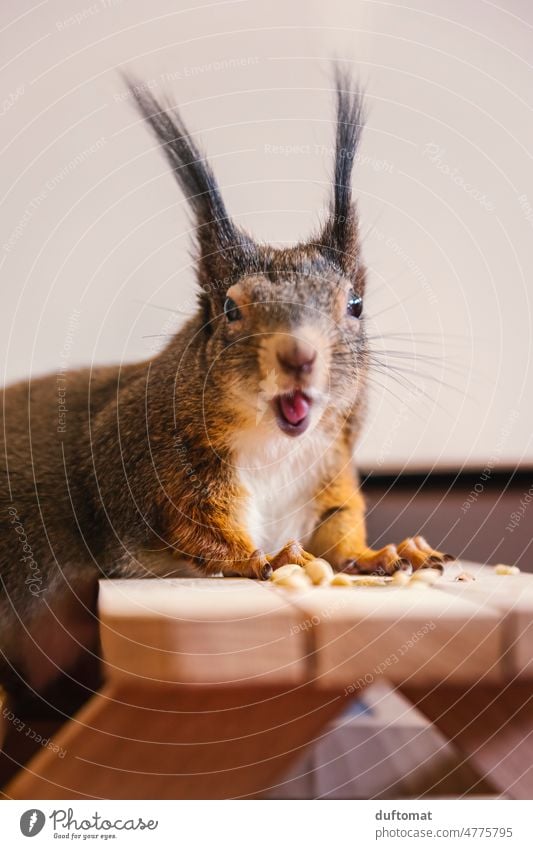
[273,390,312,436]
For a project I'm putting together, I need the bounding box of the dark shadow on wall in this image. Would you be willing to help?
[363,469,533,571]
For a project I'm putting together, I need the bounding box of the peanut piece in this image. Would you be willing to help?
[494,563,520,575]
[274,572,312,589]
[410,568,441,585]
[305,558,334,585]
[391,571,410,587]
[270,563,304,582]
[330,572,353,587]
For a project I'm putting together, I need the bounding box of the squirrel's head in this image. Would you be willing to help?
[128,70,367,442]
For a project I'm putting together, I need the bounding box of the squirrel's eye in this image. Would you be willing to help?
[347,292,363,319]
[224,297,242,322]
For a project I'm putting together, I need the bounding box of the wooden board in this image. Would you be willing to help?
[99,568,511,691]
[268,576,503,689]
[99,577,310,686]
[435,562,533,678]
[7,565,533,800]
[4,683,346,800]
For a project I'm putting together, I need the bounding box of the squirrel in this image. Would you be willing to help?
[0,70,453,693]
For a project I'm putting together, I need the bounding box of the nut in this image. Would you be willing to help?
[273,572,312,589]
[270,563,304,582]
[494,563,520,575]
[330,572,353,587]
[410,568,441,585]
[391,570,410,587]
[305,558,335,585]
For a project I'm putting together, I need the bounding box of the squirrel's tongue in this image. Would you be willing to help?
[279,391,310,425]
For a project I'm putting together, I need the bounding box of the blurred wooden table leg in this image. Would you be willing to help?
[402,682,533,798]
[4,683,348,800]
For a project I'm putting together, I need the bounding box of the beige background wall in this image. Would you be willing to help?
[1,0,532,472]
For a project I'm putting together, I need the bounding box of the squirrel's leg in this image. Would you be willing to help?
[160,470,273,578]
[309,469,453,575]
[193,535,272,580]
[197,530,272,580]
[166,507,272,580]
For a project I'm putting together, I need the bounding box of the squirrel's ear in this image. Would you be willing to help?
[124,75,256,292]
[319,68,365,279]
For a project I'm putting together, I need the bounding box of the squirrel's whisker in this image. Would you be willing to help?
[369,351,476,381]
[367,362,469,412]
[134,298,194,318]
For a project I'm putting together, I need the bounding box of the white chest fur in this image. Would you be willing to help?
[233,431,327,555]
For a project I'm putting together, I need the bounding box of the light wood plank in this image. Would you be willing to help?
[274,581,503,689]
[99,578,310,686]
[435,563,533,678]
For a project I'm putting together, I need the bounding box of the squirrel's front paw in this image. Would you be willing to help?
[222,549,272,580]
[341,536,454,576]
[397,536,454,572]
[222,541,315,579]
[268,540,315,570]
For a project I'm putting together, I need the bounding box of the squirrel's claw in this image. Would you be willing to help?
[269,540,315,571]
[341,544,408,576]
[340,537,455,576]
[397,536,454,573]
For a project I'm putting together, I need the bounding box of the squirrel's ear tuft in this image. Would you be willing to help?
[123,74,257,293]
[320,67,365,278]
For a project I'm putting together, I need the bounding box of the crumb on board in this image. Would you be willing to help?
[455,571,476,582]
[391,571,410,586]
[305,559,335,585]
[494,563,520,576]
[330,572,353,586]
[349,575,389,587]
[270,563,304,582]
[272,571,312,589]
[409,568,441,585]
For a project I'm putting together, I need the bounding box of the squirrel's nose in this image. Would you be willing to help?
[276,339,317,377]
